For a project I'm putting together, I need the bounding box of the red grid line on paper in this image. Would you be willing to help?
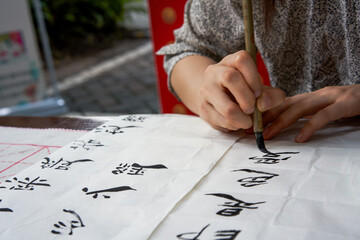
[0,142,62,183]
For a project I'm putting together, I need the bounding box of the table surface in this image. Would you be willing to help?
[0,116,108,130]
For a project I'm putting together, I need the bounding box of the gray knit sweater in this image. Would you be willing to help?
[157,0,360,97]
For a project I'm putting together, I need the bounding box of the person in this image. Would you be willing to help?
[157,0,360,143]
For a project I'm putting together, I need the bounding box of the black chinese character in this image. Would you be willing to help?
[0,176,50,190]
[232,168,279,187]
[249,151,299,164]
[70,139,105,150]
[214,229,241,240]
[82,186,136,199]
[112,163,167,175]
[112,163,131,174]
[41,157,94,170]
[0,199,13,213]
[206,193,265,217]
[51,209,85,235]
[177,224,241,240]
[94,125,139,135]
[122,115,147,122]
[177,224,210,240]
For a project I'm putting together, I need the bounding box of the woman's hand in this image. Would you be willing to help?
[262,84,360,142]
[198,51,285,132]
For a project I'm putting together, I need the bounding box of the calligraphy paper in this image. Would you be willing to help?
[0,126,88,182]
[0,114,241,239]
[151,119,360,240]
[1,116,359,239]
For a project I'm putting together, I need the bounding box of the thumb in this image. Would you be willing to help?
[257,86,285,112]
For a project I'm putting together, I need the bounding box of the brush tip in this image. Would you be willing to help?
[255,132,267,154]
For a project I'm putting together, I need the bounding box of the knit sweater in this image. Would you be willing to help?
[157,0,360,97]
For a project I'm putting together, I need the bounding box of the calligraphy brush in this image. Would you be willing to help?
[241,0,271,154]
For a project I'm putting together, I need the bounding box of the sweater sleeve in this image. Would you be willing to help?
[157,0,246,99]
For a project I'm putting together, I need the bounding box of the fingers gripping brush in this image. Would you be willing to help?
[242,0,274,155]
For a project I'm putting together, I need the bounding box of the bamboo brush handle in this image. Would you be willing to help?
[242,0,263,132]
[242,0,257,62]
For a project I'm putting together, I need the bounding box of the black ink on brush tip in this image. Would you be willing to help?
[255,132,276,156]
[255,132,300,157]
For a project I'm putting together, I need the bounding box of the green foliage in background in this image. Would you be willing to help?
[37,0,145,57]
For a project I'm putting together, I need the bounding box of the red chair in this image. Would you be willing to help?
[147,0,270,114]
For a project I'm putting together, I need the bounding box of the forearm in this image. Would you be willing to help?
[171,55,216,115]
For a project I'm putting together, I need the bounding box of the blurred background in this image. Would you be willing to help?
[0,0,191,117]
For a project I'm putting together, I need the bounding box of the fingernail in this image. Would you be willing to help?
[255,90,261,98]
[295,133,303,142]
[264,96,271,109]
[245,106,254,115]
[259,95,270,111]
